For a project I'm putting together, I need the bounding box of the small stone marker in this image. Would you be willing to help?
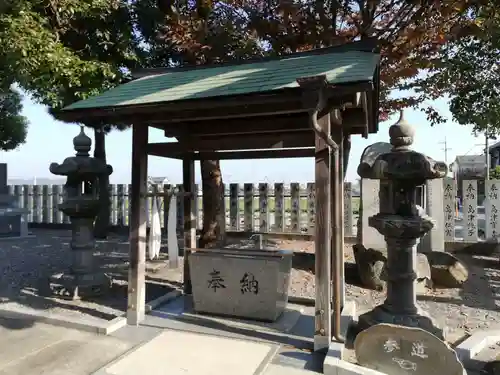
[442,177,456,241]
[0,163,29,238]
[486,179,500,239]
[355,324,465,375]
[463,180,478,242]
[420,178,445,252]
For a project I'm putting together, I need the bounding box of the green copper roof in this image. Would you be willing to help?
[63,50,379,111]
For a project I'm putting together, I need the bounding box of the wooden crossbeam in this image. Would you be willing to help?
[164,115,310,137]
[149,148,315,160]
[147,132,315,156]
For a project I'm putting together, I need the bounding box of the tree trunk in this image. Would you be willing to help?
[93,127,110,239]
[199,160,225,248]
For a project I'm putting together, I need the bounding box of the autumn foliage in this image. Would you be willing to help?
[154,0,487,120]
[0,0,492,242]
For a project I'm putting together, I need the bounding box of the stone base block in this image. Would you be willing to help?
[323,357,386,375]
[0,208,29,238]
[48,272,112,300]
[320,301,358,363]
[455,329,500,364]
[357,304,444,340]
[325,300,358,358]
[314,335,331,353]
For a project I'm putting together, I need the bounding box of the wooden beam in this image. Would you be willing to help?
[150,148,315,160]
[127,123,148,325]
[163,114,310,137]
[58,90,305,123]
[153,93,358,126]
[148,150,183,159]
[370,65,381,135]
[147,132,315,155]
[183,157,197,294]
[56,83,372,125]
[194,148,315,160]
[314,111,332,352]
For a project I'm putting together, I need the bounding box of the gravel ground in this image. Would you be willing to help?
[224,238,500,344]
[0,229,174,323]
[251,238,500,372]
[1,230,500,345]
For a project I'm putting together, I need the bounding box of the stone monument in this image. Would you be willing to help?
[418,178,445,253]
[356,111,447,339]
[0,163,29,238]
[355,324,465,375]
[357,142,392,251]
[48,126,113,299]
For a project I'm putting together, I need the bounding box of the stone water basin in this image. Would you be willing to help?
[189,248,293,322]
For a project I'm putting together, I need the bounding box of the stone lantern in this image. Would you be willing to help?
[356,111,447,339]
[48,126,113,299]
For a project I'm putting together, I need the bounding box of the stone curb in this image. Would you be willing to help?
[0,306,127,335]
[0,289,182,335]
[145,289,183,313]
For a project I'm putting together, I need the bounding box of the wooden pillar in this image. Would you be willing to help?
[183,157,196,294]
[331,123,345,338]
[338,129,345,307]
[314,112,332,352]
[127,124,148,325]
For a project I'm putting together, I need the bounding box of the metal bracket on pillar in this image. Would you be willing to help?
[297,75,338,152]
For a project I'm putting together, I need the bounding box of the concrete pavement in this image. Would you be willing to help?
[96,329,278,375]
[0,317,134,375]
[0,307,489,375]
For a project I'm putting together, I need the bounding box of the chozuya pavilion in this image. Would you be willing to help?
[55,39,381,355]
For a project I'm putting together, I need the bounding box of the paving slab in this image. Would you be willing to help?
[264,364,319,375]
[0,317,134,375]
[96,329,278,375]
[272,346,323,373]
[151,295,304,333]
[144,298,315,354]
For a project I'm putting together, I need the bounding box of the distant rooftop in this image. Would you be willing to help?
[453,155,484,164]
[149,176,170,185]
[489,139,500,151]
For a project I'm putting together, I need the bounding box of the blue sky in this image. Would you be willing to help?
[5,93,486,184]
